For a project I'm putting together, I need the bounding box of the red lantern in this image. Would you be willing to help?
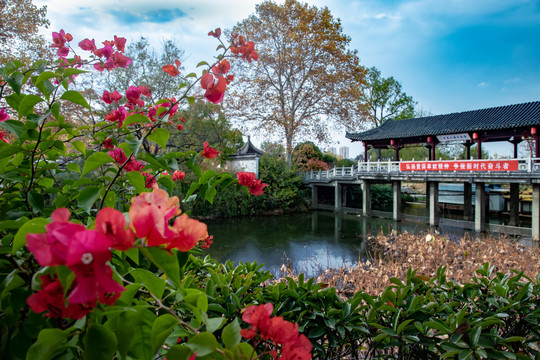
[472,132,478,140]
[390,139,395,146]
[427,136,432,143]
[532,127,537,135]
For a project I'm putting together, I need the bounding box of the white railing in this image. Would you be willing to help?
[302,158,540,182]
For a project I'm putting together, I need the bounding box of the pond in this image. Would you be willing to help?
[203,210,445,278]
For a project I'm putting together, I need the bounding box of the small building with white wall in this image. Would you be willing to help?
[229,136,263,177]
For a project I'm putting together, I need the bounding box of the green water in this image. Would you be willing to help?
[204,211,436,277]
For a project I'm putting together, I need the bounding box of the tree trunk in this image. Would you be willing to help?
[285,132,294,168]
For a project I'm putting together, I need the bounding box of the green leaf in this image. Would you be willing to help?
[126,171,146,194]
[123,113,150,127]
[63,68,88,77]
[35,71,59,85]
[13,217,49,254]
[205,187,217,204]
[185,182,199,199]
[147,128,170,149]
[7,72,24,94]
[106,306,154,360]
[81,152,114,176]
[60,90,91,109]
[186,332,218,357]
[83,324,117,360]
[0,141,22,160]
[18,94,44,117]
[141,247,181,288]
[28,192,44,213]
[166,345,193,360]
[125,135,144,157]
[77,186,100,214]
[0,120,26,138]
[139,152,168,171]
[103,190,116,208]
[67,162,80,173]
[131,269,166,299]
[205,317,226,334]
[26,328,70,360]
[158,176,176,193]
[222,319,241,349]
[458,350,473,360]
[196,61,209,67]
[72,140,86,156]
[151,314,178,354]
[469,326,481,348]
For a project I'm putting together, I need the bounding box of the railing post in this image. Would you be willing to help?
[528,157,532,172]
[310,169,313,179]
[388,159,391,173]
[333,166,336,177]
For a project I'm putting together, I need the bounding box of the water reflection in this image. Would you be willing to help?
[204,211,438,277]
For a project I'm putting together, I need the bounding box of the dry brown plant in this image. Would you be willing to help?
[317,231,540,298]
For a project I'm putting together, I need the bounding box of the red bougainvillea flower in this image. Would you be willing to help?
[171,170,185,181]
[168,214,208,251]
[200,72,227,104]
[125,86,144,109]
[102,138,114,149]
[142,172,157,188]
[212,59,231,76]
[124,156,145,172]
[105,106,127,127]
[208,28,221,38]
[114,35,127,52]
[202,141,219,158]
[163,59,181,77]
[241,303,312,360]
[27,274,94,320]
[231,35,258,62]
[200,235,213,249]
[95,207,135,251]
[138,84,152,97]
[65,229,124,304]
[108,147,128,165]
[102,90,122,104]
[237,172,268,196]
[0,108,10,122]
[0,130,7,143]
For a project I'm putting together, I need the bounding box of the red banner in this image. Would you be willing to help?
[400,160,519,172]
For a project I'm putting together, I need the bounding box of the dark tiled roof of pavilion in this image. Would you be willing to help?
[232,136,263,157]
[346,101,540,142]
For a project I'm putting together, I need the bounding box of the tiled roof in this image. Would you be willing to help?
[233,136,263,156]
[346,101,540,142]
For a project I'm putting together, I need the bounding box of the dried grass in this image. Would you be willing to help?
[316,231,540,297]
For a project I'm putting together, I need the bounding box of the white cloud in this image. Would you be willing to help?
[477,82,488,87]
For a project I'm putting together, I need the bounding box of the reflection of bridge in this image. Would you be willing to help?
[301,158,540,239]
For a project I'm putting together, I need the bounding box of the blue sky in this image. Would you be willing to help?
[36,0,540,157]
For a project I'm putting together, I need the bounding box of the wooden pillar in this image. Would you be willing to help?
[334,183,342,212]
[532,184,540,240]
[363,142,368,162]
[509,183,520,226]
[342,184,347,208]
[362,180,371,216]
[464,140,472,159]
[463,183,472,221]
[311,185,318,210]
[393,180,401,221]
[429,182,439,226]
[475,183,486,233]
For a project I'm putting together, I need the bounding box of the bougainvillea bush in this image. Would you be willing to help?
[0,28,310,360]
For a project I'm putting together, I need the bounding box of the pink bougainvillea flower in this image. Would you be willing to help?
[94,44,114,59]
[51,29,72,57]
[95,207,135,251]
[125,86,144,108]
[27,274,94,320]
[65,229,124,304]
[26,208,86,266]
[237,172,268,196]
[108,147,128,165]
[0,108,10,122]
[142,172,157,188]
[79,38,97,51]
[102,90,122,104]
[129,186,181,244]
[168,214,208,252]
[109,52,132,69]
[171,170,185,181]
[114,35,127,52]
[202,141,219,159]
[0,130,7,143]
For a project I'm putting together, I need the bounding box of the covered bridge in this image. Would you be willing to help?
[346,101,540,161]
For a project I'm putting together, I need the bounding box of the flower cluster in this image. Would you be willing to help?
[202,141,219,159]
[26,208,128,312]
[26,187,210,319]
[79,35,131,71]
[241,303,312,360]
[237,172,268,196]
[231,34,258,62]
